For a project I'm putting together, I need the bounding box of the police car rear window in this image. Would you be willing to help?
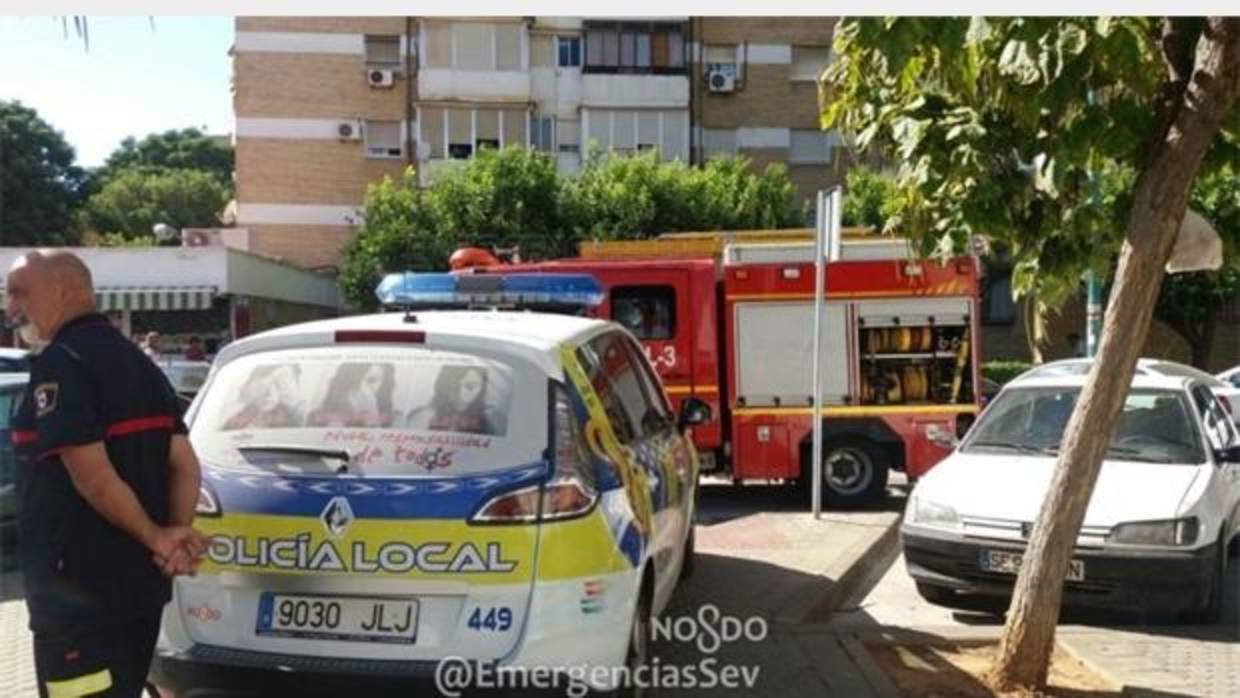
[191,346,544,475]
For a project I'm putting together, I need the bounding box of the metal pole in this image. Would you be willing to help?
[811,190,829,518]
[1085,271,1102,358]
[1084,89,1103,359]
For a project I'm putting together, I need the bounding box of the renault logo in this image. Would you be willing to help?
[321,496,354,538]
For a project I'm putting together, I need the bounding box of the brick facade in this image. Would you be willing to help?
[236,140,407,206]
[245,224,359,271]
[233,54,411,120]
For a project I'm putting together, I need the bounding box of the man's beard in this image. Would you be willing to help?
[17,322,47,350]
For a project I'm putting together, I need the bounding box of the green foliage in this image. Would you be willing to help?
[841,166,901,229]
[822,18,1238,309]
[568,151,804,239]
[83,231,159,247]
[1154,162,1240,365]
[81,167,229,242]
[96,127,234,188]
[340,147,805,308]
[983,360,1035,385]
[0,100,88,245]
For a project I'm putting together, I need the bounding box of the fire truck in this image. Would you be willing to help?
[494,229,983,506]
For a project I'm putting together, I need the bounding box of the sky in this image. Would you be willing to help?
[0,16,233,167]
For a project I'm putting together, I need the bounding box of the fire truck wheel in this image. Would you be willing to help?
[820,438,889,507]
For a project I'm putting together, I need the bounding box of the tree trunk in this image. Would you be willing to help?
[988,18,1240,692]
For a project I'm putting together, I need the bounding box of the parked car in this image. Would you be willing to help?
[903,370,1240,623]
[0,373,27,567]
[0,348,29,373]
[152,273,708,695]
[1219,365,1240,390]
[1023,358,1240,426]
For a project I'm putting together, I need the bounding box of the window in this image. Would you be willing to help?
[364,120,403,159]
[448,143,473,160]
[558,36,581,67]
[475,139,499,152]
[583,21,686,74]
[577,332,668,443]
[531,117,554,152]
[365,35,401,65]
[620,335,675,428]
[495,24,522,71]
[424,21,452,67]
[454,23,491,70]
[1192,386,1236,452]
[557,119,580,153]
[612,286,676,340]
[790,46,831,81]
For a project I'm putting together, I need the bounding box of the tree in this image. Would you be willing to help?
[568,151,804,239]
[1154,163,1240,368]
[823,17,1240,692]
[340,147,805,308]
[840,165,900,229]
[96,127,234,188]
[0,100,88,245]
[81,167,229,241]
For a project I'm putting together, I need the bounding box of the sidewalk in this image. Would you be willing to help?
[830,623,1240,698]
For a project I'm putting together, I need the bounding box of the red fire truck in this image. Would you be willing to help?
[503,230,982,506]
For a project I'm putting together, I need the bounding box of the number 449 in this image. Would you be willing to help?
[467,606,512,631]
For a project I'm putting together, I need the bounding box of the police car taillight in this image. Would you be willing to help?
[471,386,598,524]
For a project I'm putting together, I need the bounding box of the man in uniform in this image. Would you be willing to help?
[5,250,208,698]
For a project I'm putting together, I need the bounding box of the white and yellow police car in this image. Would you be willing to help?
[152,273,707,694]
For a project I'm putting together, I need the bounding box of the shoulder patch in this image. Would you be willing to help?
[34,382,59,417]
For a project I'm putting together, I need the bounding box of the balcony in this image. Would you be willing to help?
[581,73,688,108]
[419,68,531,102]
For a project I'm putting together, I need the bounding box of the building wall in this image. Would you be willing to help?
[233,16,413,268]
[690,17,838,206]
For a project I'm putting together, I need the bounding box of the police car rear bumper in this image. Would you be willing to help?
[151,644,440,696]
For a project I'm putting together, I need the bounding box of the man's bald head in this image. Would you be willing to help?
[6,249,97,343]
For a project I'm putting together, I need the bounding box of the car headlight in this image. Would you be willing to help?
[908,496,962,531]
[1109,517,1198,546]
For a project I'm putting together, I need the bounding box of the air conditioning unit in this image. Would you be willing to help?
[367,69,396,88]
[337,120,362,141]
[181,228,223,247]
[707,68,736,93]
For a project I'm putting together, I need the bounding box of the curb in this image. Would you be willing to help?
[774,514,903,625]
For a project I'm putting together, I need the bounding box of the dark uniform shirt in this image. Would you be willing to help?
[11,314,187,634]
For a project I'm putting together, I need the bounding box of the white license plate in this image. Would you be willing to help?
[257,593,419,644]
[979,550,1085,582]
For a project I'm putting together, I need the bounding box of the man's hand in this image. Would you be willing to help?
[149,526,209,577]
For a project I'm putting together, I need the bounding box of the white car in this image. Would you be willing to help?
[152,273,707,695]
[0,348,28,373]
[903,371,1240,623]
[1025,357,1240,426]
[1219,365,1240,390]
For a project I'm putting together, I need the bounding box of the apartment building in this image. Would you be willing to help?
[233,16,837,270]
[689,17,840,202]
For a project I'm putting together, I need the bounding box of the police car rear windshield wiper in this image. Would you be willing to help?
[236,445,355,473]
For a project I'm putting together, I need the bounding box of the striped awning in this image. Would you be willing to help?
[95,286,219,312]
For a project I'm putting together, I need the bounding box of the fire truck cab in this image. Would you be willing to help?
[510,231,982,506]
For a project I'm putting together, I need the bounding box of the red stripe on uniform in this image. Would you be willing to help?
[105,415,175,438]
[10,430,37,445]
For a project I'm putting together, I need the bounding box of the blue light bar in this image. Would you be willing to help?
[376,272,605,310]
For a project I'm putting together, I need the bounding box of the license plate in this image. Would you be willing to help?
[257,593,419,644]
[979,550,1085,582]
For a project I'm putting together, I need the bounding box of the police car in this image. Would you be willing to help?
[152,273,708,693]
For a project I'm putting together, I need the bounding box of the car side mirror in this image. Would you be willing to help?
[677,397,712,431]
[1214,445,1240,464]
[926,423,959,451]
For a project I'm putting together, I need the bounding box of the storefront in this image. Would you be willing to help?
[0,246,343,354]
